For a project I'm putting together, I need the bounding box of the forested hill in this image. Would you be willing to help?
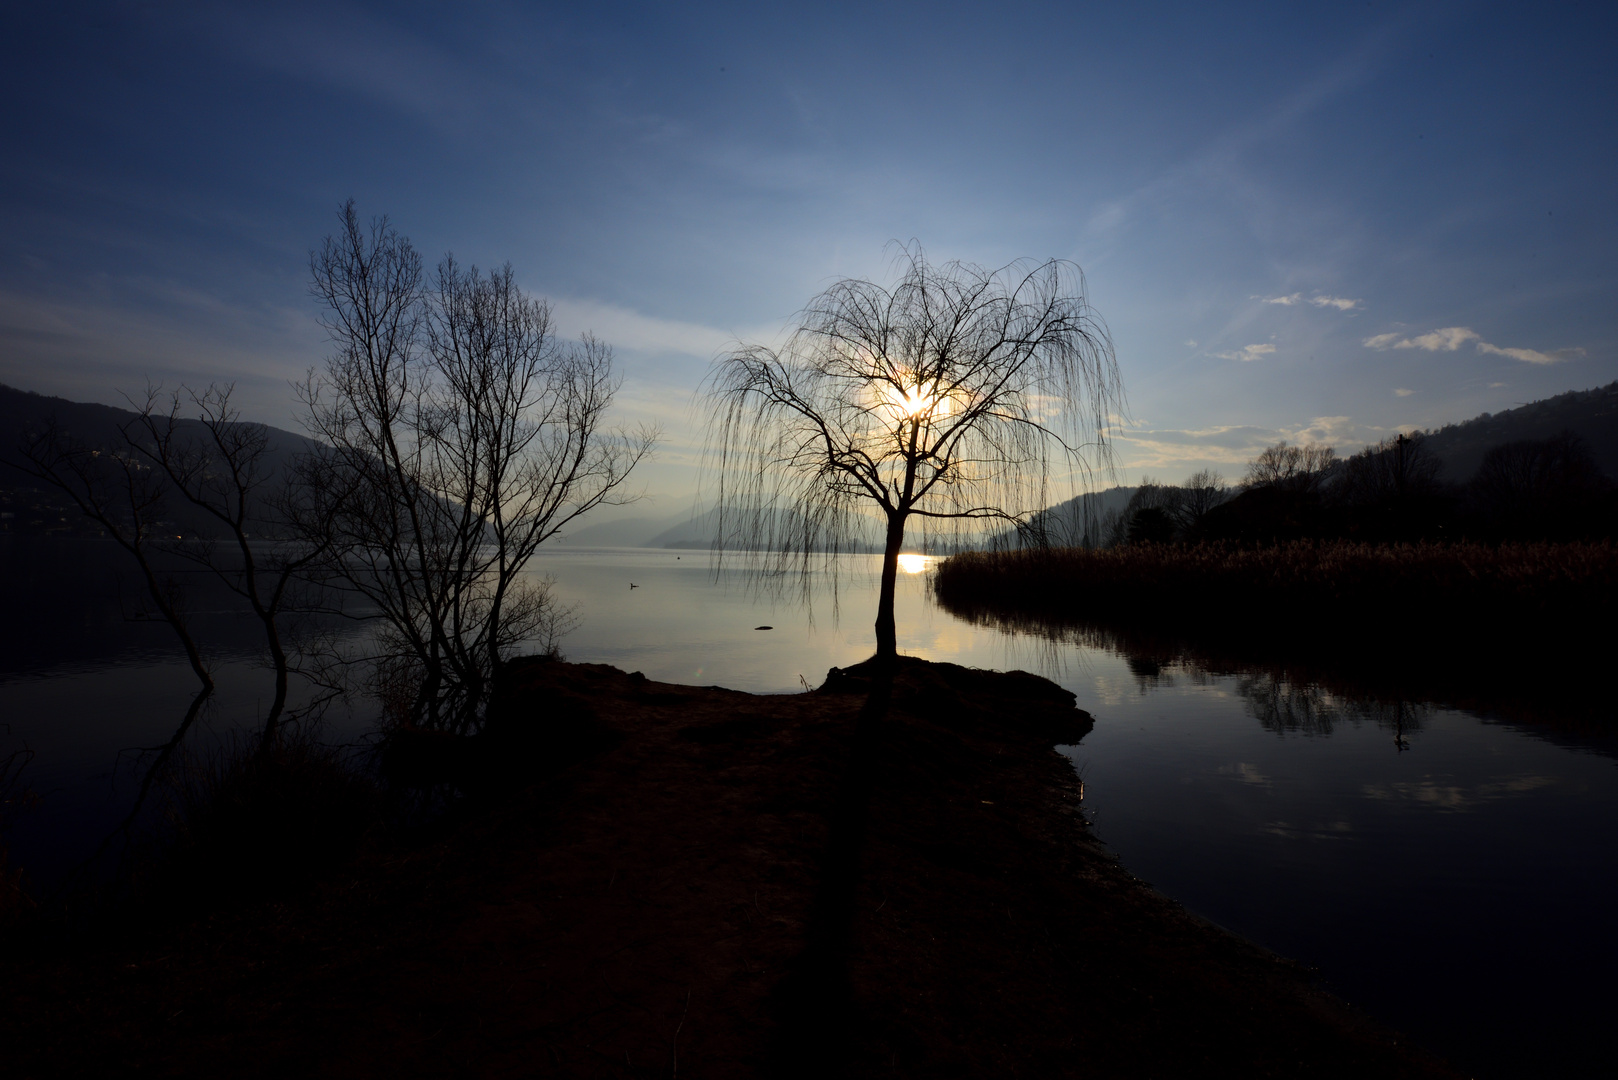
[1420,381,1618,482]
[0,383,319,537]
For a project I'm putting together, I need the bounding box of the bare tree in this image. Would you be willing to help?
[1338,433,1440,505]
[705,246,1122,660]
[302,203,654,730]
[1120,476,1185,543]
[1245,441,1337,494]
[16,420,214,694]
[128,384,334,748]
[1179,469,1230,529]
[1470,430,1608,537]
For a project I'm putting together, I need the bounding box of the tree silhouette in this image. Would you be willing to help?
[302,204,654,729]
[705,246,1121,659]
[1244,441,1337,494]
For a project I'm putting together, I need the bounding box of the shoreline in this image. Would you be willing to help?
[1,657,1458,1077]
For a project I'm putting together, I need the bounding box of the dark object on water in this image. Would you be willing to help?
[755,625,773,630]
[630,582,638,588]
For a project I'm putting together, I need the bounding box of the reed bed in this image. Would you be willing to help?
[932,541,1618,655]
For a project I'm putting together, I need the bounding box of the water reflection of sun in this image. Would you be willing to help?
[897,553,930,574]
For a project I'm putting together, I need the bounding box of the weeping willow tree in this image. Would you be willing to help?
[704,246,1123,659]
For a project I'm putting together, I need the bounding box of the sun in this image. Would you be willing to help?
[896,553,930,574]
[879,373,950,422]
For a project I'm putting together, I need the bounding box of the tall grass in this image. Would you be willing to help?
[933,540,1618,655]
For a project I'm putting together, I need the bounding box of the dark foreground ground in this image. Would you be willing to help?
[1,658,1459,1078]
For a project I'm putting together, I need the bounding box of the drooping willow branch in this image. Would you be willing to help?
[702,244,1124,657]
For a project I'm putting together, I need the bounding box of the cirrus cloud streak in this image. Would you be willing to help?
[1255,293,1362,311]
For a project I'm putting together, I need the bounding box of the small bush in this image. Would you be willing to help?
[156,732,378,906]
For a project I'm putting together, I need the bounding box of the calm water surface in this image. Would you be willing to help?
[3,542,1615,1077]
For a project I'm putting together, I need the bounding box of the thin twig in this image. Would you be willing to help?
[670,988,692,1079]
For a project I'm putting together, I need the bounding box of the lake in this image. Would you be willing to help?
[3,540,1615,1077]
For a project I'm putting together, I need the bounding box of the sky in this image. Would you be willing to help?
[3,0,1614,508]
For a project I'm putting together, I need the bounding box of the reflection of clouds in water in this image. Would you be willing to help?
[1261,819,1357,841]
[1218,762,1272,787]
[1088,675,1135,708]
[936,613,1441,743]
[1361,775,1558,812]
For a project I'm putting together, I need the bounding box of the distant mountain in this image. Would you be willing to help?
[645,506,881,552]
[645,507,725,549]
[1419,382,1618,482]
[981,485,1139,549]
[0,383,320,538]
[551,506,705,548]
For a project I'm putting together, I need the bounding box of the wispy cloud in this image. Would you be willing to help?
[1113,415,1380,473]
[1255,292,1362,311]
[1363,326,1584,365]
[1212,343,1276,363]
[194,8,493,137]
[1394,388,1415,397]
[1280,416,1360,445]
[547,297,745,359]
[1367,326,1478,351]
[1080,20,1402,245]
[1476,341,1585,365]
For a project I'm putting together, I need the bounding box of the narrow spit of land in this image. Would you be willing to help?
[2,658,1457,1078]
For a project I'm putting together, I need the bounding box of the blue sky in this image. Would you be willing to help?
[3,1,1614,502]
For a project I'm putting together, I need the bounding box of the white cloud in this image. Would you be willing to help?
[1212,343,1276,363]
[1184,339,1197,347]
[1488,381,1507,388]
[1362,325,1584,365]
[1254,293,1361,311]
[1398,326,1480,352]
[1394,388,1415,397]
[1476,342,1586,366]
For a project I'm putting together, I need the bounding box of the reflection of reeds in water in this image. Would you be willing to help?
[1232,673,1428,739]
[941,607,1432,742]
[0,728,37,918]
[152,726,376,905]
